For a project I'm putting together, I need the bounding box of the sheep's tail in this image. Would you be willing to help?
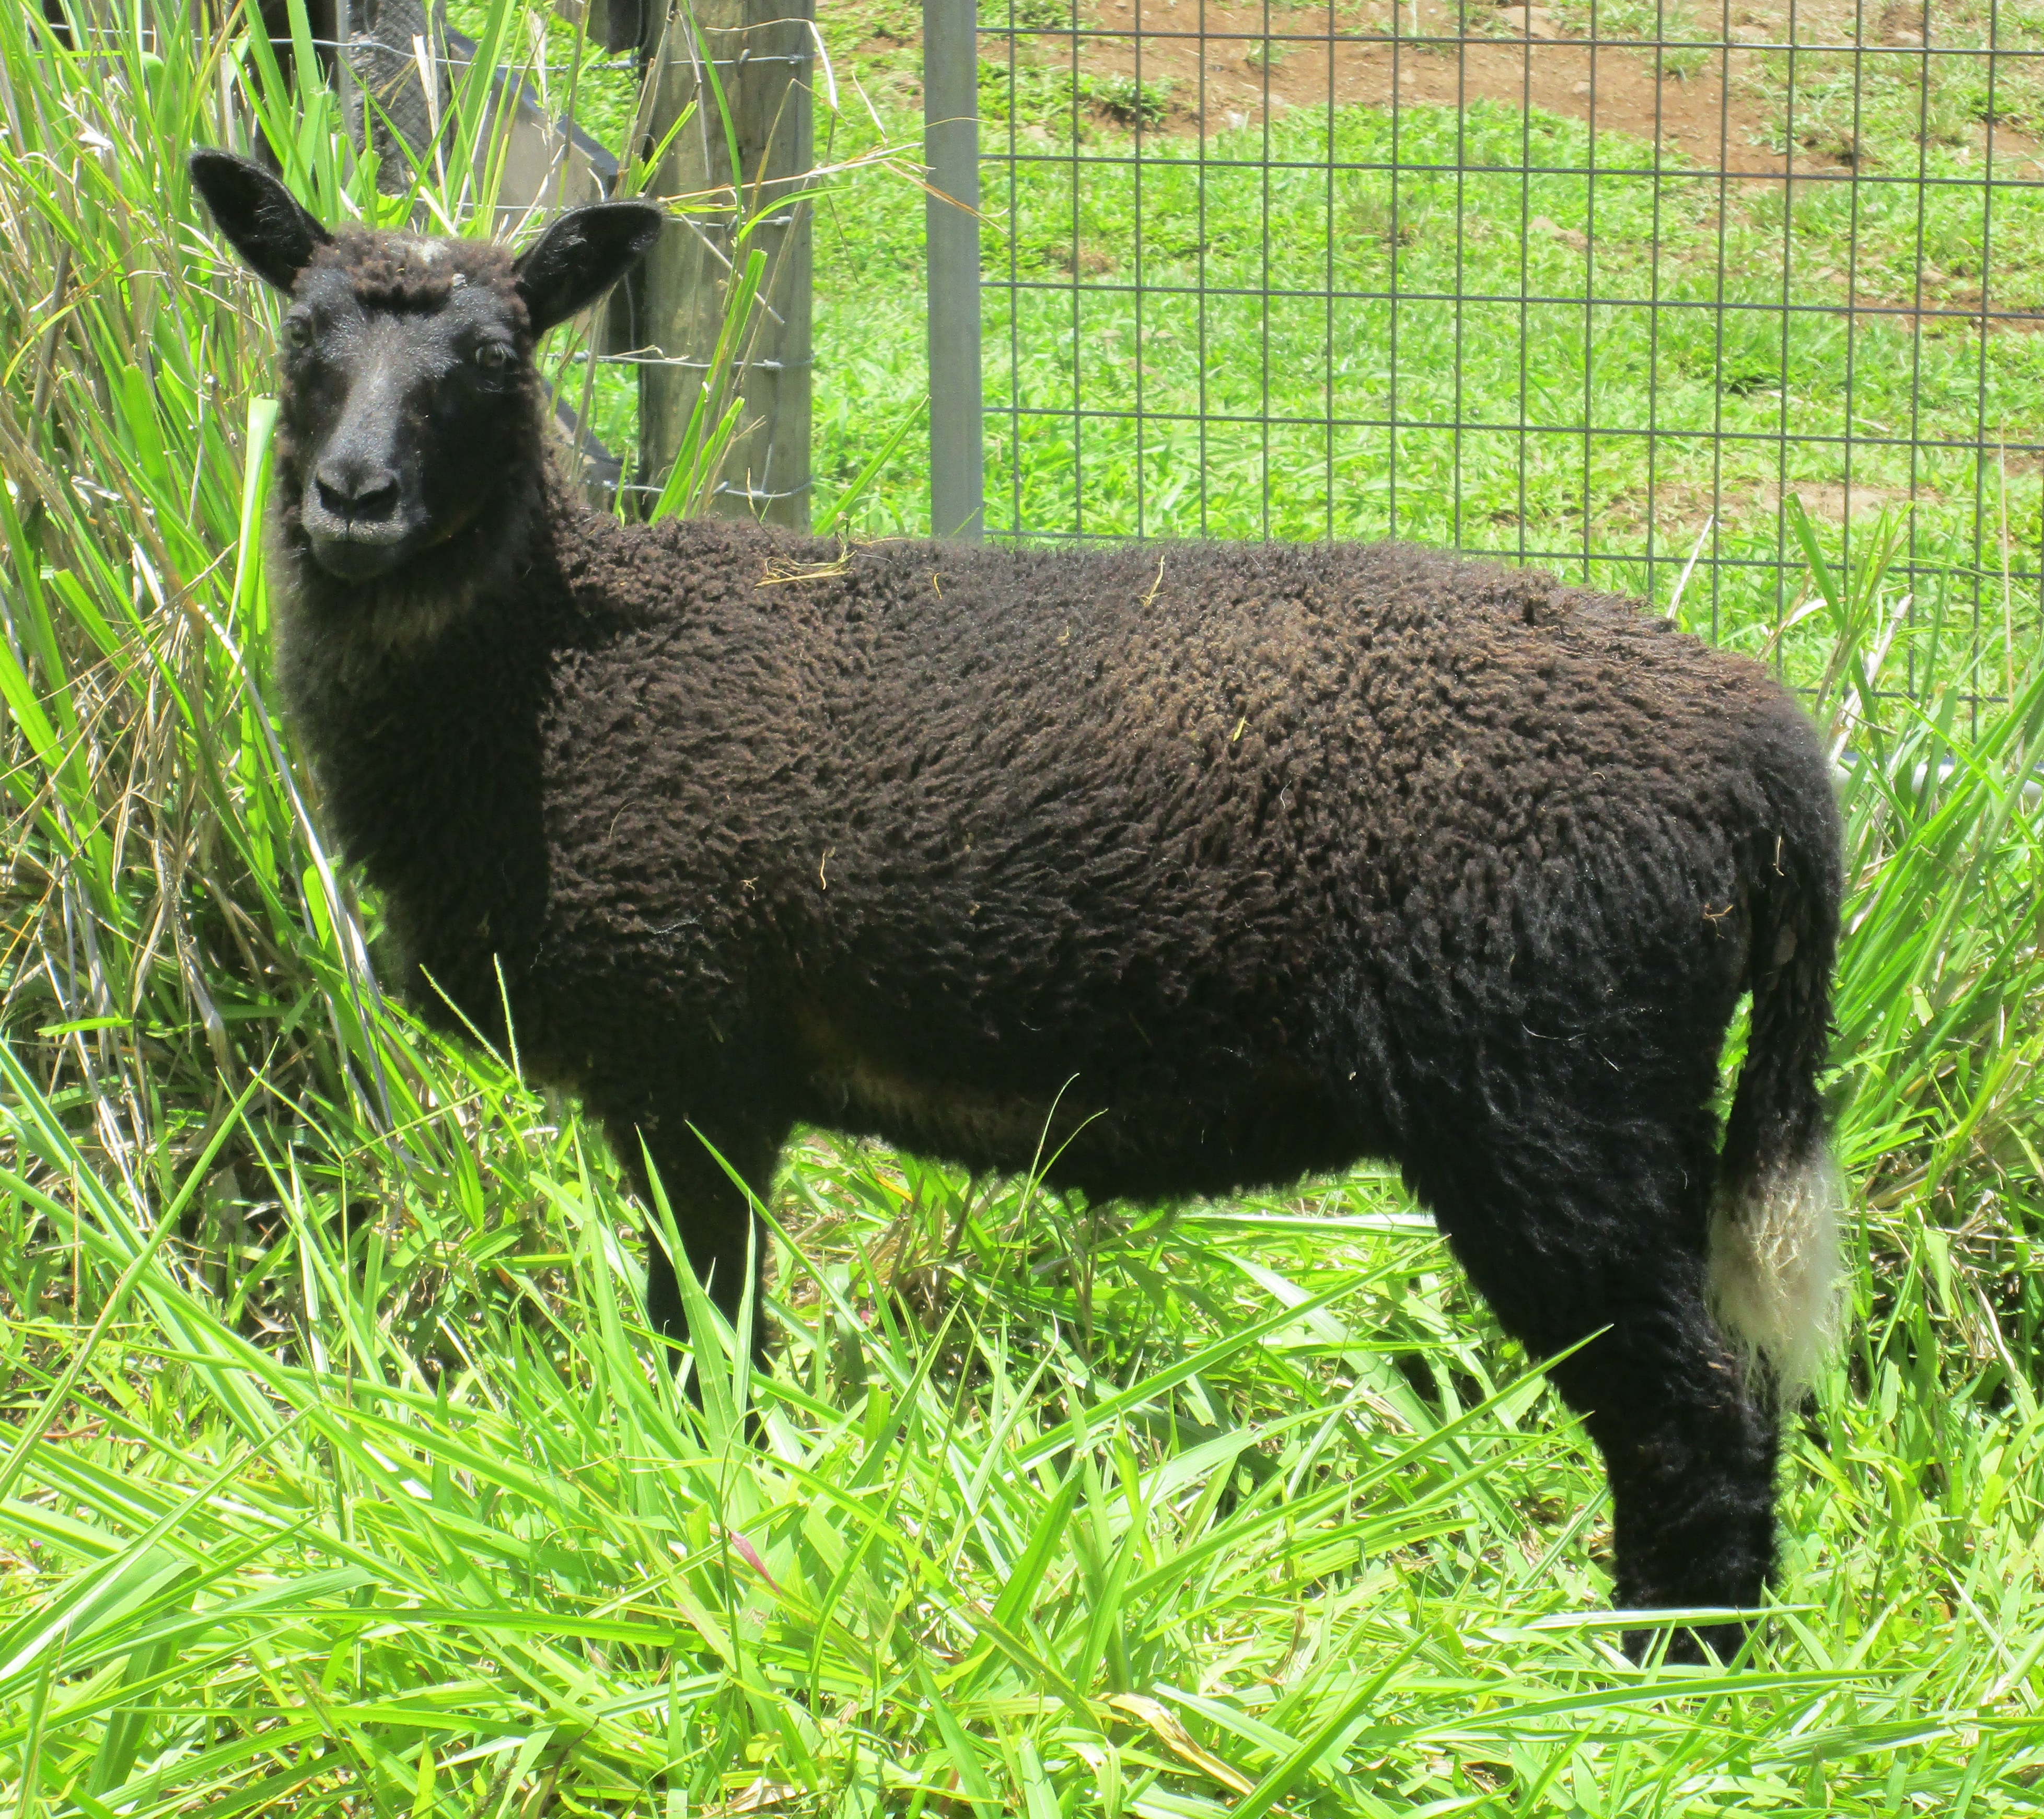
[1708,808,1845,1404]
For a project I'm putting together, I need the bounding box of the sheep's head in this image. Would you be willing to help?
[189,150,659,592]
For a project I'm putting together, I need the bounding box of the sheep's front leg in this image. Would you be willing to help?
[612,1112,788,1375]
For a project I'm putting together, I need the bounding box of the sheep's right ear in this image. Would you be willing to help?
[188,148,333,294]
[514,201,665,337]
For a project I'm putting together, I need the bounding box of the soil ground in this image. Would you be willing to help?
[852,0,2043,177]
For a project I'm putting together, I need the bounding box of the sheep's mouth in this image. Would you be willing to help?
[307,533,411,581]
[300,498,422,581]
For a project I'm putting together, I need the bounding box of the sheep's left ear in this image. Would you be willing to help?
[514,201,665,337]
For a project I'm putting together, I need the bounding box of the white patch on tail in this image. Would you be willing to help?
[1708,1148,1844,1401]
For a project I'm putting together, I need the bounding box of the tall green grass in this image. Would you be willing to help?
[2,3,2042,1814]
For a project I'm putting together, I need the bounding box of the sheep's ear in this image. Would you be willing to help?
[514,201,664,337]
[189,149,333,294]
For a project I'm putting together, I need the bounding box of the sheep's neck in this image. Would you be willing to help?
[285,591,554,1046]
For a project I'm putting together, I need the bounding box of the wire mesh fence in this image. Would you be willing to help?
[966,0,2042,697]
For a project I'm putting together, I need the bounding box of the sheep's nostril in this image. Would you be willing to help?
[315,468,400,523]
[351,480,400,520]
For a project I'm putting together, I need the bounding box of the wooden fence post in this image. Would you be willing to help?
[634,0,814,529]
[339,0,446,189]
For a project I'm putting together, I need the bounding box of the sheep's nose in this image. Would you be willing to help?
[315,459,400,523]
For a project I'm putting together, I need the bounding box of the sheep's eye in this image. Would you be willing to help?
[283,317,313,350]
[473,342,513,372]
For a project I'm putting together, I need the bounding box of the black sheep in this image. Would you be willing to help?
[189,149,1845,1660]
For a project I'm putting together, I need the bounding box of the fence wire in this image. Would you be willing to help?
[970,0,2042,695]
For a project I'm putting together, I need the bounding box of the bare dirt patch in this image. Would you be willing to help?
[917,0,2044,180]
[1069,0,1792,170]
[1759,477,1923,521]
[847,1,2044,328]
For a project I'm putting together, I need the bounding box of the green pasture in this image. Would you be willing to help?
[815,9,2044,680]
[0,3,2040,1814]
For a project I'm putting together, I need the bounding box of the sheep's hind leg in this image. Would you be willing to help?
[618,1114,787,1380]
[1419,1116,1779,1665]
[1558,1285,1778,1665]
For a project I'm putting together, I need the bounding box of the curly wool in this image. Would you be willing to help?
[306,230,517,311]
[291,517,1815,1186]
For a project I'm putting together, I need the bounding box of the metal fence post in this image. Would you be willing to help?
[636,0,814,529]
[924,0,983,541]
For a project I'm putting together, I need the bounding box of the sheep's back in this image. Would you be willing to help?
[542,515,1826,1175]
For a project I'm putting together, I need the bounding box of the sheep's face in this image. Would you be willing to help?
[274,249,533,581]
[189,150,660,590]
